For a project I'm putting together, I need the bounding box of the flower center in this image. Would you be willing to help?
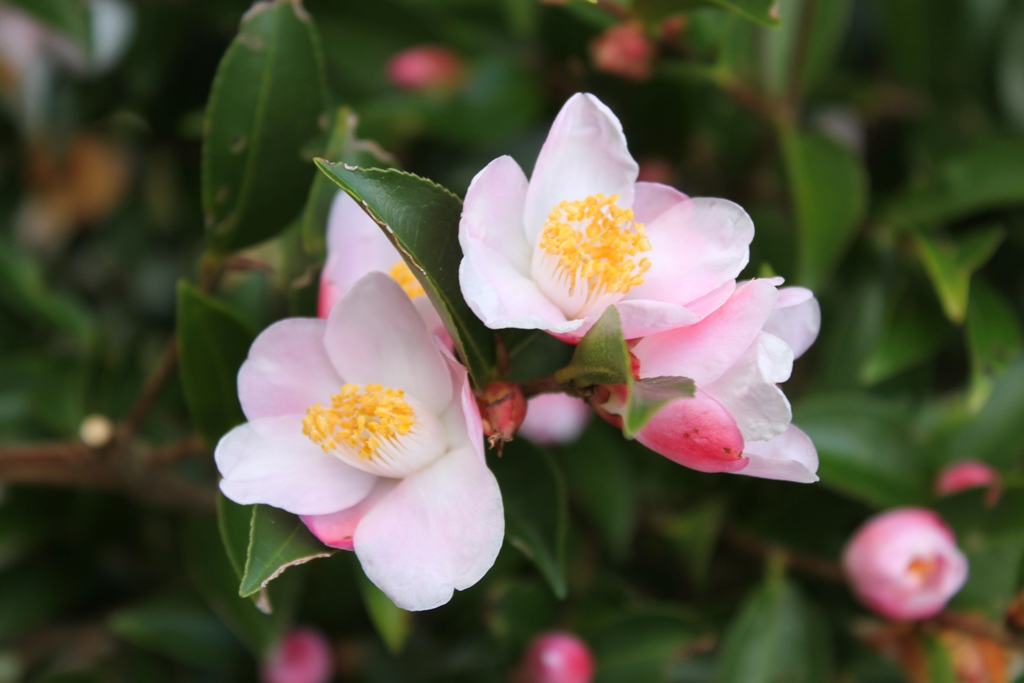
[388,260,426,299]
[303,383,416,460]
[906,555,943,587]
[539,193,652,298]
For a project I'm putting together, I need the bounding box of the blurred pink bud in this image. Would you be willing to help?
[589,21,655,82]
[262,629,333,683]
[519,394,591,446]
[387,45,464,92]
[521,631,595,683]
[935,460,999,497]
[478,381,527,444]
[843,508,968,621]
[636,157,674,185]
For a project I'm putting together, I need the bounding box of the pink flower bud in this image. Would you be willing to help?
[478,381,527,444]
[521,631,595,683]
[842,508,968,621]
[589,21,655,82]
[519,394,591,446]
[387,45,464,92]
[262,629,333,683]
[935,460,999,497]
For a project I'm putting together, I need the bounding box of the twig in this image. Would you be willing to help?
[722,525,845,582]
[117,339,179,446]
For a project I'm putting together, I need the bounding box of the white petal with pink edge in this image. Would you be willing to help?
[764,287,821,359]
[734,424,819,484]
[301,479,397,551]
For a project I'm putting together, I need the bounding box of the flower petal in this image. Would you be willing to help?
[237,318,342,421]
[354,446,504,611]
[635,390,748,473]
[519,393,591,446]
[613,299,699,340]
[625,197,753,308]
[631,181,688,225]
[300,479,397,551]
[764,287,821,359]
[216,415,378,516]
[460,155,533,274]
[438,343,486,463]
[323,191,400,293]
[523,93,638,246]
[704,332,793,442]
[734,424,819,484]
[325,272,453,414]
[633,278,780,385]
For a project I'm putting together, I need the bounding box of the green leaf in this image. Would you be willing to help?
[202,0,327,252]
[176,281,254,446]
[301,107,395,256]
[781,129,868,289]
[922,634,958,683]
[860,288,952,385]
[880,139,1024,233]
[966,280,1022,388]
[634,0,781,27]
[794,394,931,507]
[313,161,497,387]
[491,439,568,598]
[718,577,832,683]
[0,562,79,645]
[915,226,1004,323]
[588,608,701,683]
[217,494,253,580]
[948,357,1024,467]
[108,589,248,673]
[997,2,1024,131]
[240,505,332,598]
[624,376,696,437]
[357,568,411,654]
[656,498,728,584]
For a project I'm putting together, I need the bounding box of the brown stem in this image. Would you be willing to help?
[722,525,845,583]
[519,376,569,398]
[117,340,178,447]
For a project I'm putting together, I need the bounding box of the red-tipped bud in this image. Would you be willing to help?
[478,381,527,444]
[262,629,333,683]
[935,460,999,497]
[521,631,595,683]
[589,21,655,82]
[387,45,465,92]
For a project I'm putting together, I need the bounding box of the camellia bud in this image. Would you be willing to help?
[520,631,595,683]
[589,21,655,82]
[842,508,968,621]
[478,381,527,445]
[261,629,333,683]
[387,45,465,92]
[935,460,999,497]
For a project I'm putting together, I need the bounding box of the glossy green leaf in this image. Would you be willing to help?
[949,357,1024,467]
[240,505,332,598]
[491,439,568,598]
[967,280,1022,378]
[313,161,497,387]
[108,589,247,673]
[880,139,1024,232]
[915,226,1004,323]
[301,107,395,256]
[781,129,868,289]
[718,576,832,683]
[588,608,700,683]
[217,494,253,580]
[860,289,951,385]
[794,394,931,507]
[357,568,411,654]
[176,281,254,446]
[202,0,327,252]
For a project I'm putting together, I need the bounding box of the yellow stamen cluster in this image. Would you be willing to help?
[388,260,426,299]
[302,383,416,460]
[539,193,652,296]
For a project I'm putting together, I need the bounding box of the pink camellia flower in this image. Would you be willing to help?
[262,629,333,683]
[843,508,969,620]
[216,272,503,611]
[519,394,592,446]
[520,631,595,683]
[319,191,446,344]
[387,44,465,92]
[590,21,655,81]
[459,93,754,342]
[935,460,999,497]
[598,281,820,481]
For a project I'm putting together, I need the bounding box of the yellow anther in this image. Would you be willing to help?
[539,193,652,296]
[302,383,417,460]
[388,260,426,299]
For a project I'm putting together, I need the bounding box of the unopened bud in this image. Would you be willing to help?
[478,381,527,444]
[387,45,465,92]
[589,21,654,82]
[262,629,333,683]
[520,631,595,683]
[935,460,999,498]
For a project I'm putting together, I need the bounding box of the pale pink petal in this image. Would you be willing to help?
[216,416,377,516]
[613,299,699,340]
[460,155,533,274]
[704,332,793,442]
[631,181,688,225]
[682,280,736,320]
[519,394,592,446]
[734,424,818,484]
[317,272,342,319]
[523,93,638,245]
[459,244,580,332]
[634,390,748,473]
[624,197,753,307]
[323,192,399,293]
[237,318,342,421]
[632,279,780,385]
[300,479,396,551]
[325,273,453,414]
[437,343,486,463]
[764,287,821,359]
[354,446,504,611]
